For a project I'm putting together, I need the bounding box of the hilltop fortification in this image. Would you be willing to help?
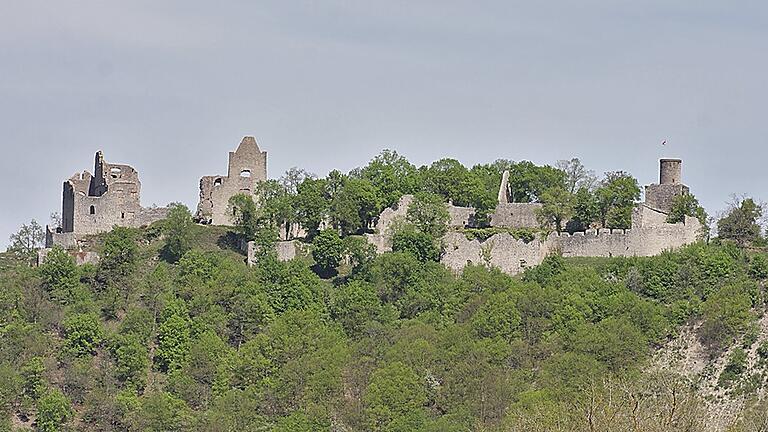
[196,136,267,225]
[43,136,701,275]
[370,159,702,275]
[46,151,168,248]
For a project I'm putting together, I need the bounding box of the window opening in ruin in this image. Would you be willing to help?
[214,178,223,186]
[89,205,95,215]
[240,170,251,178]
[110,167,121,179]
[121,212,125,219]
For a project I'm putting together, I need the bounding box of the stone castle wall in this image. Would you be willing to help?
[197,136,267,226]
[244,239,299,266]
[366,195,481,253]
[490,202,542,229]
[441,210,702,275]
[49,151,169,247]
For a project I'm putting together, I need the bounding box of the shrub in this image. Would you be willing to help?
[312,229,344,273]
[62,313,104,357]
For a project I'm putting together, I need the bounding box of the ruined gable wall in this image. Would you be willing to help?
[490,203,542,229]
[198,174,254,225]
[228,136,267,181]
[69,163,145,235]
[197,137,267,226]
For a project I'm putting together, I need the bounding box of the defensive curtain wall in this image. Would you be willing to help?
[368,158,702,275]
[441,205,701,275]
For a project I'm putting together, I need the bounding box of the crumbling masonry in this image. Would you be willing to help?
[196,136,267,225]
[42,136,700,275]
[369,159,702,275]
[46,151,169,248]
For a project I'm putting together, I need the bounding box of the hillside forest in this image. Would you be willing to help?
[2,151,768,432]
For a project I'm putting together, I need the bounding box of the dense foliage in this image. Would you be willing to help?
[3,152,764,431]
[2,218,767,430]
[252,151,669,237]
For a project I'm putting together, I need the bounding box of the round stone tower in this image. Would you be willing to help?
[659,158,682,185]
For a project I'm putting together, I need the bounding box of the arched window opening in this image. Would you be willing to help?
[214,178,223,186]
[240,170,251,178]
[89,205,95,215]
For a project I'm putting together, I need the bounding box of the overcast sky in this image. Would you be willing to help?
[1,1,767,247]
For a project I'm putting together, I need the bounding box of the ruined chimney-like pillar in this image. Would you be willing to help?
[659,158,682,185]
[498,170,511,204]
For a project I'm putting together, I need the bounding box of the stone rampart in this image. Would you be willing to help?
[442,232,548,275]
[440,214,702,275]
[37,248,100,266]
[490,203,542,229]
[244,240,299,266]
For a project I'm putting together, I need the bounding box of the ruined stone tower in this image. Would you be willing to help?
[47,151,169,247]
[196,136,267,225]
[644,158,689,213]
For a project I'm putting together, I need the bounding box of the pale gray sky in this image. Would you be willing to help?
[1,1,767,246]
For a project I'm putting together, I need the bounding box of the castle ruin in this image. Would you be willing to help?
[196,136,267,225]
[46,151,169,248]
[645,158,688,213]
[41,135,702,276]
[368,158,701,275]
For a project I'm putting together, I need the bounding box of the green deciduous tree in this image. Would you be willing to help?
[312,228,344,273]
[392,224,440,263]
[364,362,427,431]
[7,219,44,262]
[99,226,139,283]
[157,307,191,372]
[228,193,262,241]
[112,334,149,389]
[21,357,47,401]
[39,246,81,304]
[330,177,380,235]
[667,193,708,227]
[472,291,522,340]
[406,192,450,238]
[355,149,420,209]
[594,171,640,229]
[162,203,193,262]
[700,283,755,350]
[294,178,329,238]
[568,187,600,232]
[507,161,567,203]
[62,313,104,357]
[133,392,192,432]
[717,198,764,246]
[537,187,574,233]
[330,281,383,337]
